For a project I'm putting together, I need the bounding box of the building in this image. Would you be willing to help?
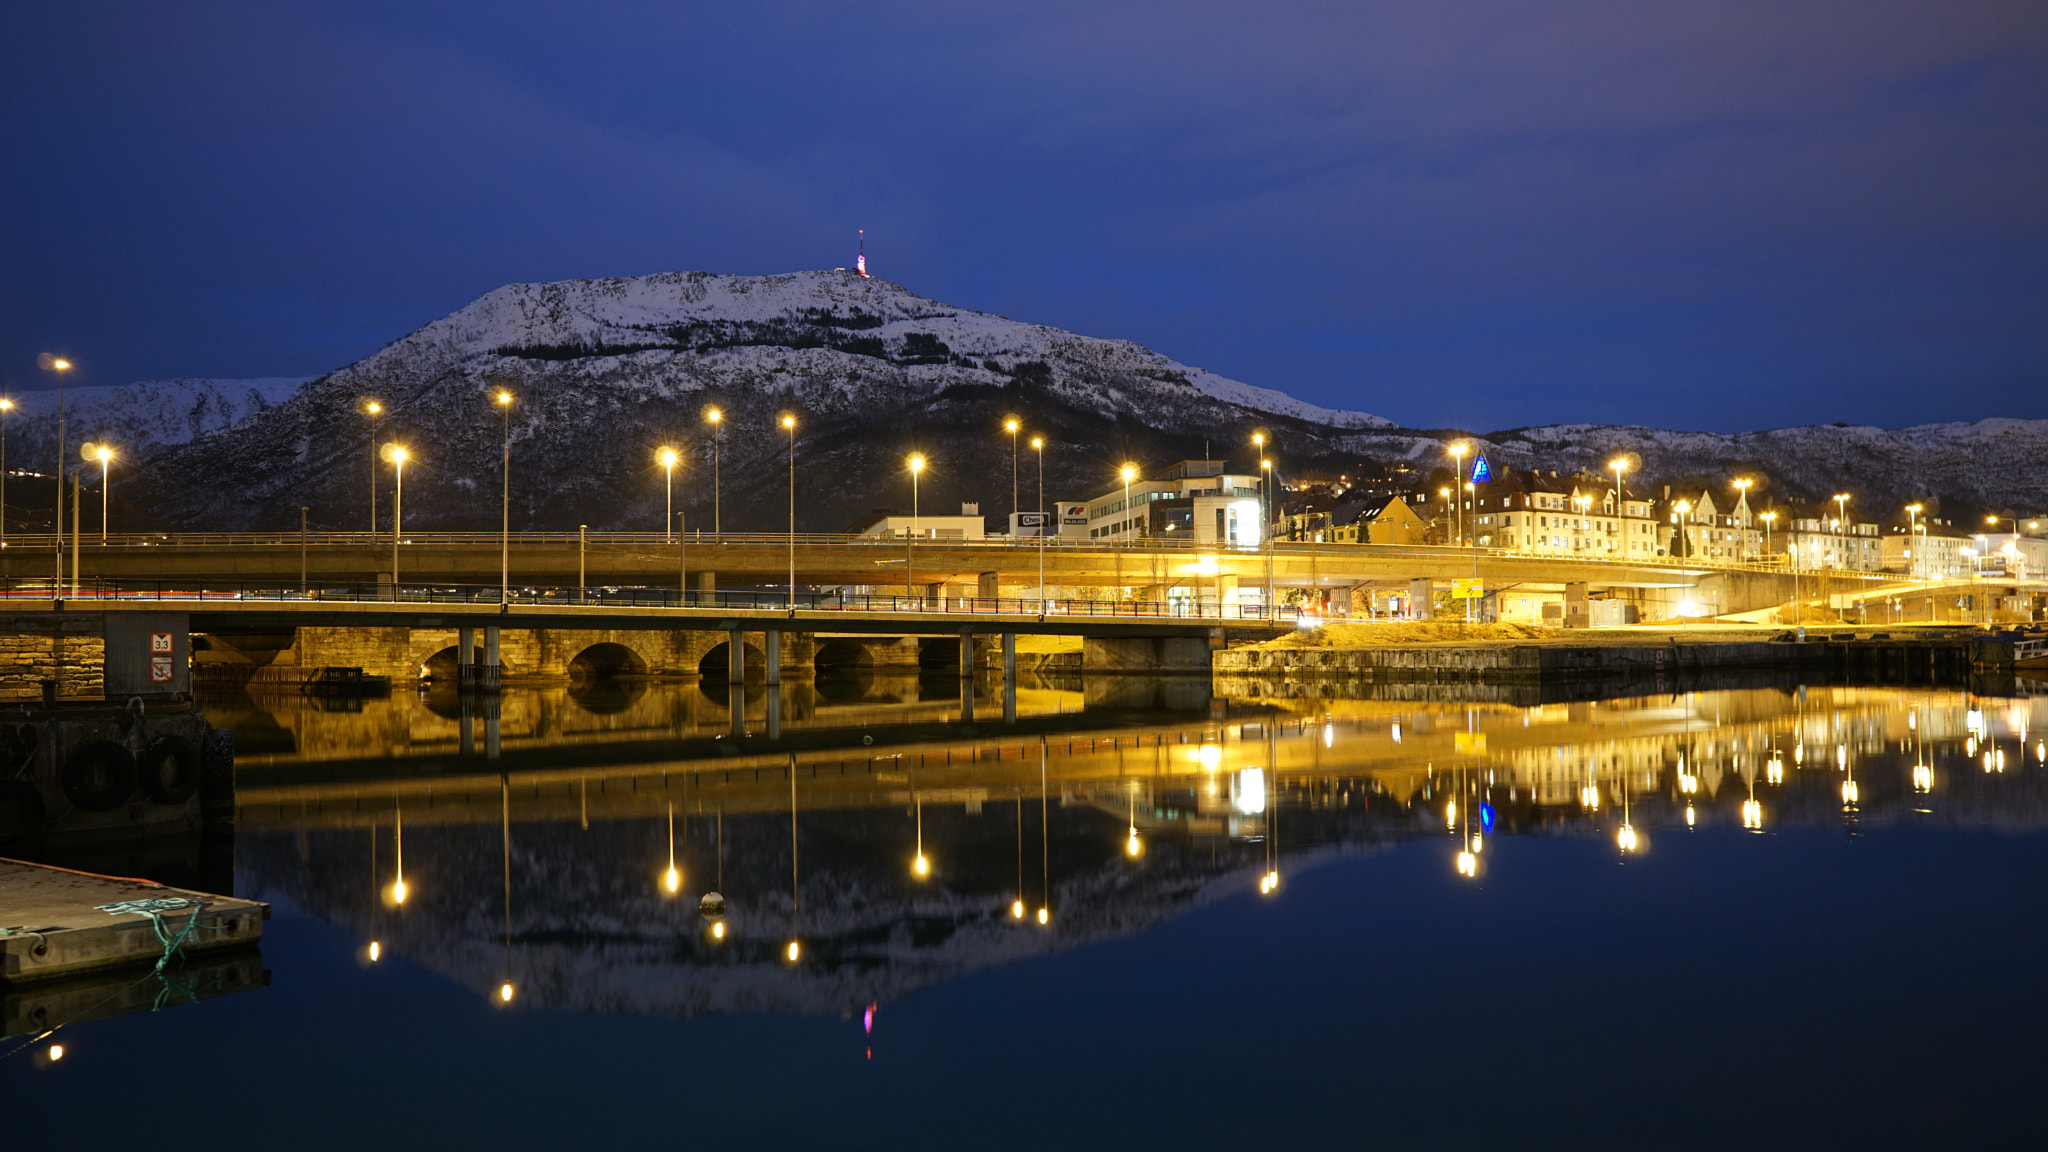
[1776,502,1881,570]
[851,505,987,540]
[1468,469,1657,558]
[1880,522,1975,579]
[1082,460,1265,546]
[1977,532,2048,578]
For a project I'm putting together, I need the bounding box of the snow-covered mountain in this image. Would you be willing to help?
[7,377,307,471]
[93,270,2046,530]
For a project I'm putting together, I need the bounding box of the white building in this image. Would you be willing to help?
[1082,460,1266,546]
[853,505,987,540]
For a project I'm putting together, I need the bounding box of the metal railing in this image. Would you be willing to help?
[2,577,1308,623]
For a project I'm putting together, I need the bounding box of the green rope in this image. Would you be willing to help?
[95,898,232,972]
[0,925,48,950]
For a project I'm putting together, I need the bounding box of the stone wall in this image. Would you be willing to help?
[0,631,105,699]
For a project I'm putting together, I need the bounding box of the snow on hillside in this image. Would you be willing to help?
[9,377,308,467]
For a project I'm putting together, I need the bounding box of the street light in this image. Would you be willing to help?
[1834,494,1852,570]
[1004,417,1020,522]
[1759,510,1777,565]
[0,397,14,548]
[361,400,383,537]
[1031,436,1046,604]
[1120,464,1138,544]
[1610,457,1631,556]
[1733,479,1753,560]
[379,444,409,595]
[906,452,925,601]
[1448,443,1468,546]
[1260,458,1274,617]
[1906,503,1924,579]
[781,413,797,609]
[657,447,679,541]
[40,356,71,594]
[82,442,113,542]
[495,390,515,603]
[703,406,723,535]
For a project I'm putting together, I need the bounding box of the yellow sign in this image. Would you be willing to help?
[1452,578,1484,599]
[1454,732,1488,754]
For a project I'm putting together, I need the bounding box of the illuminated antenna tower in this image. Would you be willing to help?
[856,230,868,277]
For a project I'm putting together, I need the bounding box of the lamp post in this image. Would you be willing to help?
[1905,503,1923,579]
[0,396,13,548]
[1674,499,1691,559]
[1259,458,1274,617]
[362,400,383,537]
[1004,417,1020,524]
[495,390,514,603]
[1733,479,1753,561]
[1031,435,1045,605]
[1760,511,1777,566]
[657,447,679,541]
[40,356,70,594]
[1120,464,1138,544]
[781,413,796,609]
[703,406,723,536]
[1448,443,1468,546]
[1833,493,1851,569]
[907,453,924,602]
[84,443,113,542]
[1610,458,1630,557]
[384,444,408,596]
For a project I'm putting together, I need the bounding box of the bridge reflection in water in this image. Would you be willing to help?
[230,677,2048,1018]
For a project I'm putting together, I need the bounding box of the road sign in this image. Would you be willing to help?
[149,656,173,683]
[1470,455,1492,483]
[150,631,172,652]
[1452,578,1484,599]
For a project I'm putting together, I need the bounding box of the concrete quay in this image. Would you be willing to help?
[0,858,266,984]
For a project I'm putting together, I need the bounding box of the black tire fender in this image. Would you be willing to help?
[139,735,202,805]
[62,741,137,812]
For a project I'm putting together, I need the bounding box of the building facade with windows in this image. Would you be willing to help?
[1083,460,1265,545]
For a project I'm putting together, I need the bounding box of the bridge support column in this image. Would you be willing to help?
[728,681,745,739]
[1565,582,1589,629]
[1002,633,1017,724]
[765,630,781,685]
[457,626,475,689]
[1409,578,1434,620]
[728,628,745,682]
[482,626,502,690]
[697,571,716,607]
[978,571,999,602]
[1082,636,1212,673]
[958,631,974,678]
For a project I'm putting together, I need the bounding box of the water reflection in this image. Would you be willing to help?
[230,680,2048,1020]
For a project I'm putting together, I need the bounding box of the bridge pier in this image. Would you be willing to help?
[1081,636,1211,673]
[765,631,781,685]
[696,571,716,607]
[457,626,475,687]
[1410,577,1434,620]
[727,627,745,682]
[482,625,502,690]
[1565,583,1588,629]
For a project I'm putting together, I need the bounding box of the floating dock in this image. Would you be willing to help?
[0,858,266,985]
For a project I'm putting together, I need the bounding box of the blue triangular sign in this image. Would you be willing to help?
[1471,455,1493,483]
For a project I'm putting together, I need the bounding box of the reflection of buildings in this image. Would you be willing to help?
[234,685,2048,1019]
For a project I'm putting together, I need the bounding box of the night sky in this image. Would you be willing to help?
[2,2,2043,432]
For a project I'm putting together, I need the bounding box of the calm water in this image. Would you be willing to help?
[10,675,2048,1149]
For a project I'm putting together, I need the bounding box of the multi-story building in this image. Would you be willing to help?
[1977,531,2048,578]
[1468,469,1657,558]
[1880,522,1975,579]
[1777,502,1882,570]
[1082,459,1265,545]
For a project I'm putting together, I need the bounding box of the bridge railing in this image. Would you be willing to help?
[1,577,1311,623]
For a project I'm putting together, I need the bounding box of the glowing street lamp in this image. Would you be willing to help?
[1120,464,1138,545]
[1448,443,1468,547]
[1610,457,1630,556]
[1031,435,1046,603]
[0,397,13,547]
[1759,510,1777,565]
[495,390,515,603]
[361,399,384,536]
[657,447,680,541]
[382,444,409,595]
[781,413,797,608]
[906,452,925,601]
[40,355,72,594]
[1733,479,1753,560]
[1004,417,1020,520]
[1833,494,1852,570]
[81,442,114,541]
[703,406,723,535]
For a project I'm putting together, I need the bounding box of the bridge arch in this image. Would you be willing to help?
[418,645,487,681]
[697,640,766,681]
[814,639,873,671]
[568,642,648,679]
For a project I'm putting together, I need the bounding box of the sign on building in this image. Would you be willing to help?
[1470,456,1493,483]
[1452,578,1485,599]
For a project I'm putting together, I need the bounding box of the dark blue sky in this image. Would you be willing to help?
[3,2,2044,432]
